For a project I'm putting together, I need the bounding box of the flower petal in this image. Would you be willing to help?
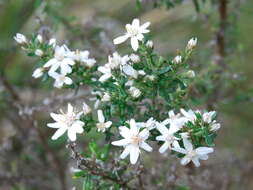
[68,128,77,141]
[140,142,152,152]
[112,139,130,146]
[180,156,191,166]
[113,35,129,45]
[97,110,105,123]
[195,147,214,155]
[130,146,140,164]
[159,142,169,153]
[51,127,67,140]
[120,145,131,159]
[131,37,139,51]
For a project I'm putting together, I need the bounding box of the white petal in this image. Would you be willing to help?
[157,123,169,135]
[112,139,130,146]
[140,142,152,152]
[105,121,112,128]
[64,77,73,85]
[192,157,200,167]
[130,119,138,134]
[50,113,64,122]
[172,147,187,154]
[97,110,105,123]
[183,138,193,151]
[180,156,191,166]
[51,127,67,140]
[132,18,140,27]
[139,129,149,140]
[119,126,131,139]
[99,73,111,82]
[130,146,140,164]
[195,147,214,155]
[60,62,72,75]
[47,122,61,128]
[199,154,208,160]
[131,37,139,51]
[140,22,150,30]
[72,121,84,133]
[156,135,166,141]
[67,103,74,114]
[113,35,129,45]
[159,142,169,153]
[68,128,77,141]
[44,58,57,68]
[120,146,131,159]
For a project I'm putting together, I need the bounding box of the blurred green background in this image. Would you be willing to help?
[0,0,252,189]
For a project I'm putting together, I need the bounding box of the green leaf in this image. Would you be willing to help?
[157,66,172,75]
[83,175,93,190]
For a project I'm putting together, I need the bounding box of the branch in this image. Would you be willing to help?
[68,143,137,190]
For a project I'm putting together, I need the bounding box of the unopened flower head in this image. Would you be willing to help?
[49,38,56,47]
[203,111,216,123]
[186,37,197,50]
[82,102,91,115]
[32,67,44,78]
[186,70,195,78]
[130,54,140,63]
[112,119,152,164]
[129,86,141,98]
[146,40,153,48]
[173,55,182,64]
[113,18,150,51]
[35,49,43,57]
[36,34,43,43]
[101,92,111,102]
[14,33,27,44]
[210,122,221,132]
[47,103,84,141]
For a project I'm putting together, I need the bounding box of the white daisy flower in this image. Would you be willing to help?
[112,119,152,164]
[156,122,180,153]
[43,45,75,76]
[113,18,150,51]
[172,138,213,167]
[47,103,84,141]
[50,72,73,88]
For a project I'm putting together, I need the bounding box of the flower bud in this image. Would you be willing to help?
[138,70,146,76]
[101,92,111,102]
[14,33,27,44]
[186,70,195,78]
[36,34,43,43]
[49,38,56,47]
[82,102,91,115]
[146,40,153,48]
[210,123,220,132]
[186,37,197,50]
[130,54,140,63]
[129,86,141,98]
[173,55,182,64]
[32,67,44,78]
[35,49,44,57]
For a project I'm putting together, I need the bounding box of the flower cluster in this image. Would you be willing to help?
[15,18,221,169]
[14,33,96,88]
